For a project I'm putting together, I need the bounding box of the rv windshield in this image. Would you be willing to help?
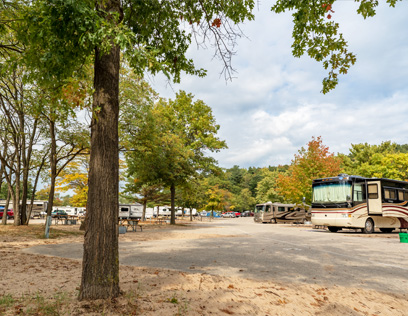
[254,205,264,213]
[312,182,352,203]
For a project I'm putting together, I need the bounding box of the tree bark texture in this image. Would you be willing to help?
[18,110,27,225]
[170,183,176,225]
[79,20,121,299]
[46,119,56,217]
[142,201,147,222]
[13,155,21,226]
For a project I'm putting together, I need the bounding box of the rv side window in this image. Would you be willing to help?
[384,188,396,200]
[278,207,285,212]
[398,190,404,201]
[353,183,365,203]
[367,184,378,199]
[404,191,408,201]
[265,205,271,212]
[120,207,129,212]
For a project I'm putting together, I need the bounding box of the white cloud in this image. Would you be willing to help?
[151,1,408,169]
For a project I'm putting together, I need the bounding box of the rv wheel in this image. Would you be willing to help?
[270,218,276,224]
[362,218,374,234]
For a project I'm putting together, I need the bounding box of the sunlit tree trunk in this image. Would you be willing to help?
[79,0,121,298]
[46,119,56,217]
[142,200,147,222]
[170,183,176,225]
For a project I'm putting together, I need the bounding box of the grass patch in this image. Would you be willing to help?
[0,294,15,307]
[0,292,70,316]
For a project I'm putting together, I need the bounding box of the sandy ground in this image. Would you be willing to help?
[1,221,408,315]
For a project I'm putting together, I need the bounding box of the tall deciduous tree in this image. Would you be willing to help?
[17,0,254,299]
[125,90,227,225]
[0,53,42,225]
[276,137,343,205]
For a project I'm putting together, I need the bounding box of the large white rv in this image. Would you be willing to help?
[254,202,310,224]
[311,174,408,233]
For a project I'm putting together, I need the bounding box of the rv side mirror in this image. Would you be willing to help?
[346,195,351,202]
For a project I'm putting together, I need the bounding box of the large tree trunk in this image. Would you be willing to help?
[13,156,21,226]
[79,2,121,298]
[22,119,38,225]
[19,111,28,225]
[170,183,176,225]
[0,156,6,225]
[46,119,57,217]
[142,200,147,222]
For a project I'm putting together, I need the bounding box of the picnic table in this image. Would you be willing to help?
[119,218,143,232]
[52,215,79,225]
[145,217,167,225]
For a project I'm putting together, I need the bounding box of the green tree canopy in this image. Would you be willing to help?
[124,90,227,224]
[340,141,397,177]
[255,168,286,204]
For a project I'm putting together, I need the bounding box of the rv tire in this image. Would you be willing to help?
[270,218,276,224]
[327,226,340,232]
[362,218,374,234]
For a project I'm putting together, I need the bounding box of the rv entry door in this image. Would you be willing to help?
[367,181,382,215]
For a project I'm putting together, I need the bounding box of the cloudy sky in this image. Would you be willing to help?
[150,1,408,169]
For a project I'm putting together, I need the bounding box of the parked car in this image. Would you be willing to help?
[234,212,241,217]
[51,210,68,219]
[241,211,254,217]
[0,209,14,219]
[221,212,235,218]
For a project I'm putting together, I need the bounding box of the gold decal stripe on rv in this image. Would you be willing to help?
[383,202,408,207]
[382,206,408,216]
[311,204,367,214]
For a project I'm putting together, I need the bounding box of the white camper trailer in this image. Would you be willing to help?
[52,206,86,216]
[118,203,143,219]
